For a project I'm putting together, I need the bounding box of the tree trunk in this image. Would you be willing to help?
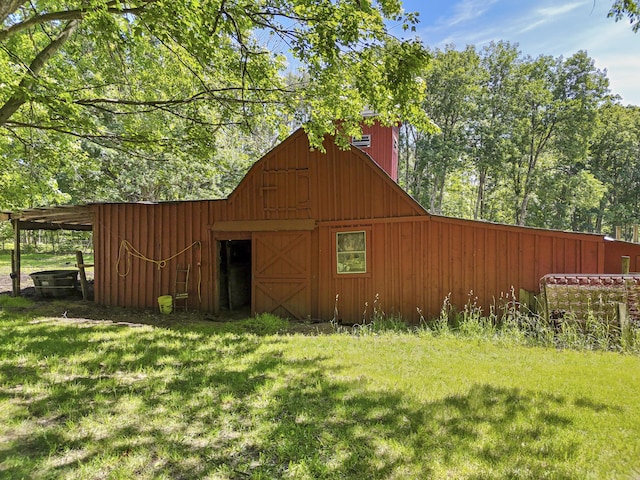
[518,193,530,226]
[474,168,486,220]
[402,122,411,189]
[0,19,80,126]
[595,197,608,233]
[430,170,446,215]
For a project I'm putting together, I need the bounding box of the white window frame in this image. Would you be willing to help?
[336,231,367,274]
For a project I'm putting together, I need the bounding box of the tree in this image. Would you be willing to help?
[526,155,606,232]
[0,0,434,157]
[589,103,640,235]
[0,130,74,209]
[399,45,615,231]
[609,0,640,32]
[469,41,520,221]
[506,51,609,225]
[407,45,480,214]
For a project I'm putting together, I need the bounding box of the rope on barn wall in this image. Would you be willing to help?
[116,239,202,302]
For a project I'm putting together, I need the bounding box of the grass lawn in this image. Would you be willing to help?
[0,252,93,274]
[0,300,639,479]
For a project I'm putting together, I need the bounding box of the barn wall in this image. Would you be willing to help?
[92,128,617,322]
[603,239,640,273]
[315,216,607,323]
[226,130,313,221]
[226,129,422,223]
[93,200,228,312]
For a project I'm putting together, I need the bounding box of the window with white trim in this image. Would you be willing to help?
[336,231,366,274]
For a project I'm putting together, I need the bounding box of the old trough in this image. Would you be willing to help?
[30,270,79,298]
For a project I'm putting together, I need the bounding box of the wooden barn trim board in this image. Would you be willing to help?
[87,125,640,322]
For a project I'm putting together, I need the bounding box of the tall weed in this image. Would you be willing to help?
[339,291,639,354]
[351,294,410,335]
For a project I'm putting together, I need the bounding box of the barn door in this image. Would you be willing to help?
[252,231,311,319]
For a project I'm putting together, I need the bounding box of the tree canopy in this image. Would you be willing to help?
[609,0,640,32]
[399,43,632,233]
[0,0,433,155]
[2,1,639,242]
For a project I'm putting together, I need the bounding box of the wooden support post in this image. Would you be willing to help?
[11,250,17,296]
[622,256,630,274]
[618,302,632,348]
[226,241,233,311]
[76,250,89,300]
[519,288,537,314]
[11,219,21,297]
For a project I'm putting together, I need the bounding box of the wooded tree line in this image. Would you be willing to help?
[399,42,640,238]
[1,1,639,242]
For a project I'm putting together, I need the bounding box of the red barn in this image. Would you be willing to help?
[6,122,640,322]
[86,123,640,322]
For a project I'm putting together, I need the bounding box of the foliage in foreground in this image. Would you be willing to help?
[0,301,639,479]
[1,0,433,212]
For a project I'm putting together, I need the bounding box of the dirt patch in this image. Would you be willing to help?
[0,272,30,294]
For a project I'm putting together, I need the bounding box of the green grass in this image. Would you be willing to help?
[0,252,93,275]
[1,304,639,479]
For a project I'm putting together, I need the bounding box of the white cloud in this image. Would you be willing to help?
[427,0,500,31]
[447,0,500,26]
[535,2,585,18]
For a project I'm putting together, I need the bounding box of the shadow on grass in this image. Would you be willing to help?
[244,375,587,479]
[0,313,616,479]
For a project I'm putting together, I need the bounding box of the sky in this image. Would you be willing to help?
[393,0,640,106]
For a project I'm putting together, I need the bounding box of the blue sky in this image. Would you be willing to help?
[393,0,639,106]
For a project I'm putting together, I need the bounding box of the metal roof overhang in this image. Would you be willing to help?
[1,205,93,231]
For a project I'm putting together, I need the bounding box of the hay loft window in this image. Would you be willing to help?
[336,231,366,274]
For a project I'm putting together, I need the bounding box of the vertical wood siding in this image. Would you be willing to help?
[358,122,399,181]
[93,200,227,312]
[92,127,640,322]
[316,217,607,322]
[603,239,640,273]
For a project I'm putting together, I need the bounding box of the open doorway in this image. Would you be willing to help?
[218,239,252,312]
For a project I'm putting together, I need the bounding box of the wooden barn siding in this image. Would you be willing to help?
[226,130,312,221]
[225,130,422,224]
[94,199,608,320]
[93,200,228,312]
[93,196,610,321]
[316,216,606,323]
[358,122,399,181]
[313,135,421,221]
[91,129,420,315]
[603,240,640,273]
[92,129,621,321]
